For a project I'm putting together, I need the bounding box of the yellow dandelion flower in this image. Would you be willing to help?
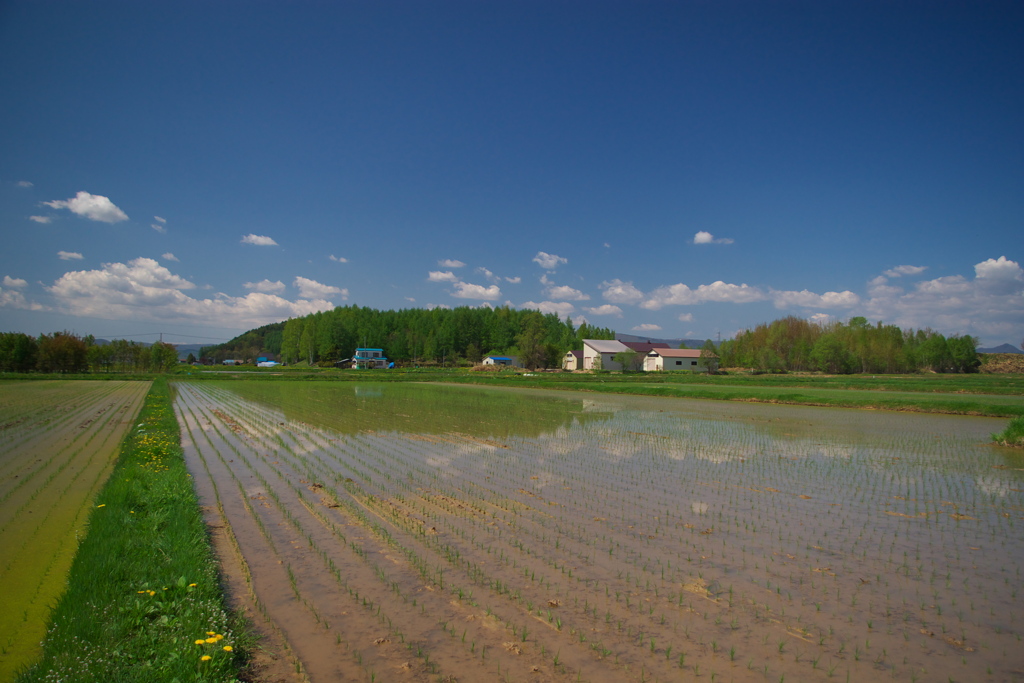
[188,583,197,587]
[205,637,217,644]
[200,655,212,661]
[214,634,224,641]
[223,645,233,652]
[97,504,106,508]
[195,639,205,645]
[206,631,216,635]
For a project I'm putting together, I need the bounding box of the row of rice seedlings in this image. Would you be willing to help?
[186,384,649,680]
[175,385,483,680]
[243,409,757,679]
[175,397,312,679]
[0,380,128,493]
[0,392,131,538]
[245,407,748,679]
[393,401,1015,679]
[205,392,570,679]
[175,387,377,680]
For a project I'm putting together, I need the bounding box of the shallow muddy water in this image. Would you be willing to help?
[173,381,1024,682]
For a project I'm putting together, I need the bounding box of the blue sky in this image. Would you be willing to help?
[1,1,1021,348]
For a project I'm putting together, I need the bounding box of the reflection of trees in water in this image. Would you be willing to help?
[217,382,614,439]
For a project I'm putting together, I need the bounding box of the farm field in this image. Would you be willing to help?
[0,380,149,681]
[174,380,1024,682]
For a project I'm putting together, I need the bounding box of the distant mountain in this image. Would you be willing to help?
[979,343,1023,354]
[92,339,208,360]
[616,333,715,349]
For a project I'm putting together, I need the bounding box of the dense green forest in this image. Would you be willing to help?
[0,332,179,373]
[201,305,616,368]
[716,316,979,373]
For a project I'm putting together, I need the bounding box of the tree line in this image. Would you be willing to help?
[202,305,616,368]
[717,316,980,373]
[0,332,180,374]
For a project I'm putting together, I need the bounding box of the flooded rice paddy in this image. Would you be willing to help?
[173,381,1024,682]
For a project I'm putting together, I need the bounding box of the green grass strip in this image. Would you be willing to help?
[16,378,251,683]
[993,416,1024,447]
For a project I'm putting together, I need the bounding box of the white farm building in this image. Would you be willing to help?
[581,339,628,370]
[644,348,714,372]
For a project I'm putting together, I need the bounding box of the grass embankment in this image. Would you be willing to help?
[16,378,250,683]
[993,416,1024,447]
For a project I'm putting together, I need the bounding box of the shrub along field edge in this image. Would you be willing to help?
[16,378,252,683]
[993,416,1024,447]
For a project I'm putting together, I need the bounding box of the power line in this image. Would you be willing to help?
[94,332,229,342]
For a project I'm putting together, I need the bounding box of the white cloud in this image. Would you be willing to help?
[769,289,860,309]
[533,251,568,270]
[43,191,128,223]
[505,276,521,284]
[3,276,28,288]
[58,251,84,261]
[678,312,694,322]
[863,256,1024,344]
[693,231,734,245]
[47,257,335,328]
[329,254,348,263]
[154,216,166,223]
[883,265,927,278]
[0,285,45,311]
[426,303,452,310]
[241,234,278,246]
[17,180,33,188]
[546,284,590,301]
[633,323,662,332]
[162,253,179,262]
[584,304,623,316]
[428,270,459,283]
[151,223,166,233]
[477,267,498,281]
[243,279,286,294]
[521,300,576,316]
[600,279,645,305]
[974,255,1024,294]
[642,281,766,309]
[452,282,502,300]
[439,259,466,268]
[294,276,346,299]
[404,296,416,303]
[29,216,52,224]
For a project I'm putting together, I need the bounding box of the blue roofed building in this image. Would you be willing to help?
[352,348,389,369]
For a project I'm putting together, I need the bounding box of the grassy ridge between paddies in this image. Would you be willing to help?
[993,416,1024,446]
[16,378,251,683]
